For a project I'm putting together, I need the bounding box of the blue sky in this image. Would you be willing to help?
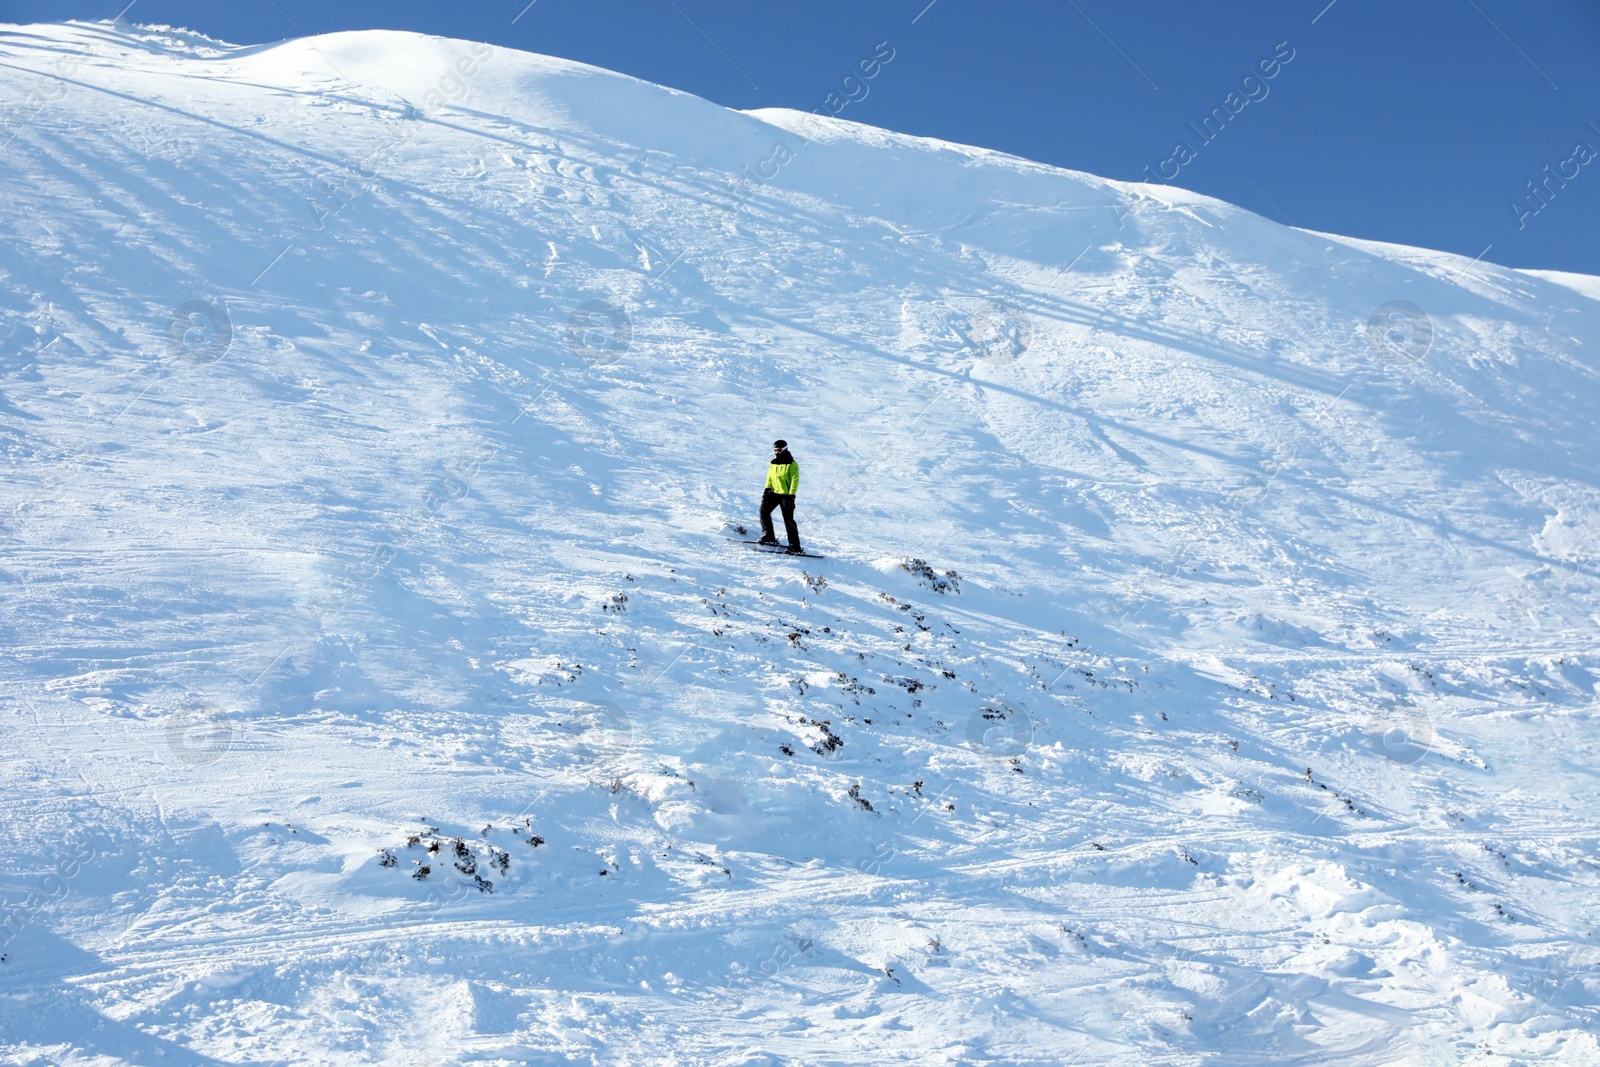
[12,0,1600,274]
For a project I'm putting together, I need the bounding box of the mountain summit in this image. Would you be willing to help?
[3,21,1599,1064]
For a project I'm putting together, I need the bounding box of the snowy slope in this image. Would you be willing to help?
[3,20,1600,1065]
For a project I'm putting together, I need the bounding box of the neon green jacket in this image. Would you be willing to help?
[766,458,799,495]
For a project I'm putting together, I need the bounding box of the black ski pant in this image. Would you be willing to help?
[759,489,801,548]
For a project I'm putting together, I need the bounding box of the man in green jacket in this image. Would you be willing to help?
[757,439,803,553]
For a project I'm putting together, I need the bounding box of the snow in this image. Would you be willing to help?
[3,18,1600,1065]
[1519,269,1600,305]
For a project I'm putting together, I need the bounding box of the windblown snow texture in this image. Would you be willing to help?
[3,20,1600,1066]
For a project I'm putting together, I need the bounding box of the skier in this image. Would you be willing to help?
[757,439,803,554]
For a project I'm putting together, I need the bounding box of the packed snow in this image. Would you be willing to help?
[3,20,1599,1066]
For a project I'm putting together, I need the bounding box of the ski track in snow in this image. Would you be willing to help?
[2,20,1599,1066]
